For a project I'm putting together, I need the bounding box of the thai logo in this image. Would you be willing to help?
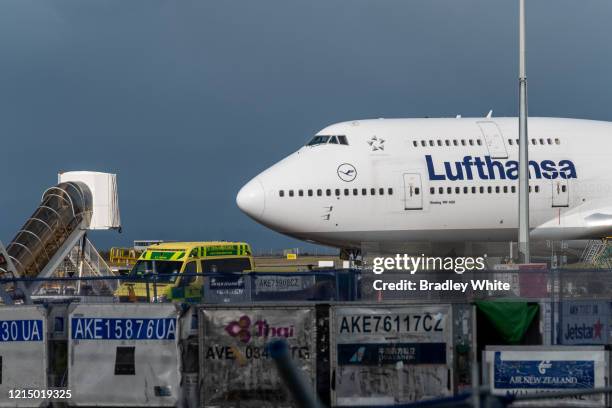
[225,315,295,343]
[225,315,252,343]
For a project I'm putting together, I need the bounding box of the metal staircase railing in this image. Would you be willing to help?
[580,239,609,266]
[65,237,117,295]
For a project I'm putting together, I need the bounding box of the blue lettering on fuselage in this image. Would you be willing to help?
[426,155,577,181]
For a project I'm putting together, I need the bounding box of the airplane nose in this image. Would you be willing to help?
[236,178,265,219]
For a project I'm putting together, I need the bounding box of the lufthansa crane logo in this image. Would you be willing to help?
[337,163,357,182]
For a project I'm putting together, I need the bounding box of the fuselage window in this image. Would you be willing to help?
[437,140,442,146]
[413,141,418,147]
[335,189,340,196]
[447,187,452,194]
[471,186,476,194]
[307,135,330,146]
[298,190,304,197]
[337,135,349,145]
[429,140,434,146]
[289,190,294,197]
[547,138,552,144]
[515,139,519,145]
[503,186,508,193]
[508,139,513,145]
[561,185,566,192]
[326,189,331,196]
[344,189,349,196]
[469,139,474,146]
[487,186,492,193]
[329,136,339,144]
[531,139,536,145]
[438,187,443,194]
[511,186,516,193]
[461,139,466,146]
[379,188,384,195]
[495,186,500,193]
[555,138,560,145]
[529,186,532,193]
[479,186,484,193]
[453,140,458,146]
[539,138,544,144]
[463,186,468,194]
[477,139,482,146]
[445,140,450,146]
[370,188,376,195]
[362,188,367,195]
[279,190,284,197]
[455,187,460,194]
[535,185,540,193]
[421,140,427,147]
[308,189,313,197]
[317,189,322,196]
[388,188,393,195]
[430,187,435,194]
[353,188,358,195]
[415,187,420,195]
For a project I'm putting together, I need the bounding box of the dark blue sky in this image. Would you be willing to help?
[1,0,612,252]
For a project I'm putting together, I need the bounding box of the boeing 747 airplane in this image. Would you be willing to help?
[236,117,612,256]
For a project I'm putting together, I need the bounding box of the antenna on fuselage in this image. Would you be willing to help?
[486,110,493,119]
[518,0,531,263]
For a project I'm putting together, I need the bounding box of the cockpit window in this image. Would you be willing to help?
[307,136,330,146]
[306,135,349,146]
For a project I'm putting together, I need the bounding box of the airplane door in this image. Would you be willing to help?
[403,173,423,210]
[552,179,569,207]
[477,121,508,159]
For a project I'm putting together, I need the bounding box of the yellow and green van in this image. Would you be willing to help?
[114,241,254,303]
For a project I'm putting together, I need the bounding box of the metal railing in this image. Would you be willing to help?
[0,182,92,279]
[0,269,361,304]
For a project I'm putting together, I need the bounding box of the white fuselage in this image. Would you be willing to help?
[237,117,612,250]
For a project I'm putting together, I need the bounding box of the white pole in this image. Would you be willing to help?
[518,0,530,263]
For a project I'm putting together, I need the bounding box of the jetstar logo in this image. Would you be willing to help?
[225,315,295,343]
[426,155,577,181]
[564,319,604,341]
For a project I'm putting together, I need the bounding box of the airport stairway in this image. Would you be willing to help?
[0,181,102,301]
[580,239,612,267]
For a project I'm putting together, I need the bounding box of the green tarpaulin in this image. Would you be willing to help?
[476,301,538,344]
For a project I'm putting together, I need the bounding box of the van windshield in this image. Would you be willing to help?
[129,260,182,283]
[202,257,252,273]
